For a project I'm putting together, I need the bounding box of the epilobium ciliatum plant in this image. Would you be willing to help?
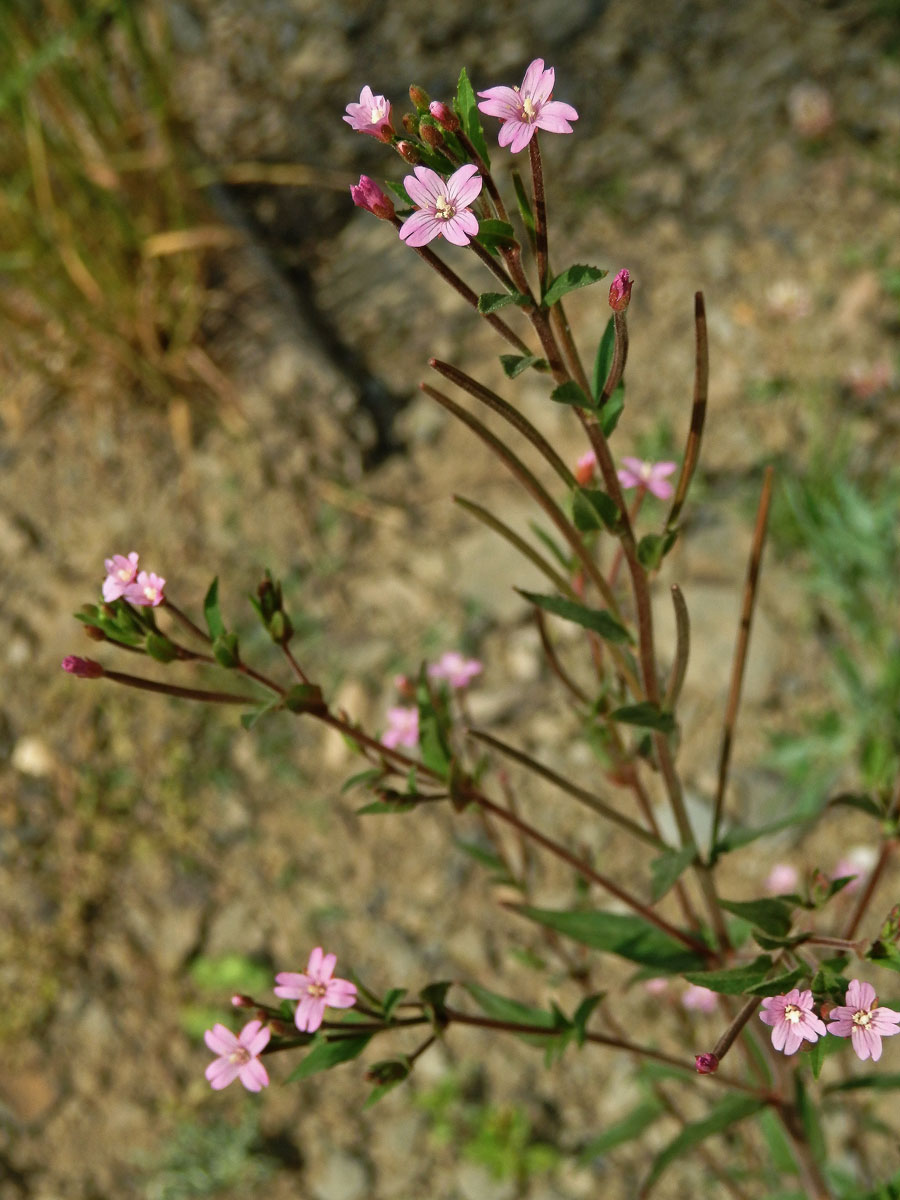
[63,59,900,1198]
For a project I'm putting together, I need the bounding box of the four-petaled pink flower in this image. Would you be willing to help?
[826,979,900,1062]
[204,1019,270,1092]
[477,58,578,153]
[125,570,166,607]
[759,989,826,1055]
[618,457,678,501]
[274,947,358,1034]
[575,450,597,486]
[428,651,483,689]
[350,175,395,221]
[398,164,483,248]
[381,706,419,749]
[102,551,139,601]
[343,85,394,141]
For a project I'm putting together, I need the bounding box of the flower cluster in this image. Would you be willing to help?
[760,981,900,1062]
[204,948,357,1092]
[102,551,165,607]
[381,651,483,749]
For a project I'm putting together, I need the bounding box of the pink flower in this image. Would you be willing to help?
[575,451,597,486]
[682,984,718,1014]
[428,651,483,689]
[831,848,874,895]
[826,980,900,1062]
[381,706,419,749]
[204,1019,270,1092]
[477,58,578,153]
[61,655,104,679]
[350,175,395,221]
[343,85,394,141]
[643,977,669,996]
[274,947,358,1034]
[608,269,633,312]
[765,863,799,895]
[102,551,139,602]
[617,457,678,501]
[124,570,165,607]
[759,989,826,1055]
[398,164,483,248]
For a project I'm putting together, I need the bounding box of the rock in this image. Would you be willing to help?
[311,1150,370,1200]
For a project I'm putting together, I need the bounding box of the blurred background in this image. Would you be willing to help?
[2,1,900,1196]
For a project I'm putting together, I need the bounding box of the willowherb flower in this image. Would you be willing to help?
[382,706,419,749]
[204,1019,270,1092]
[765,863,800,895]
[428,651,483,689]
[102,551,140,602]
[477,58,578,153]
[343,85,394,141]
[274,947,358,1034]
[826,979,900,1062]
[608,269,633,312]
[575,450,597,486]
[618,457,678,501]
[398,164,483,248]
[61,655,104,679]
[124,570,166,607]
[682,984,718,1014]
[759,989,826,1055]
[350,175,395,221]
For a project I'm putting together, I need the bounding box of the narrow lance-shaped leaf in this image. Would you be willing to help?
[518,590,632,644]
[455,66,490,166]
[286,1033,373,1082]
[718,897,794,938]
[478,291,532,314]
[515,905,708,972]
[610,702,676,733]
[500,354,546,379]
[591,315,615,402]
[543,264,607,307]
[650,844,697,902]
[579,1100,665,1162]
[464,982,571,1048]
[203,576,226,639]
[641,1095,766,1194]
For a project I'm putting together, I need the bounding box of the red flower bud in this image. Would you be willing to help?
[420,122,445,150]
[409,84,430,111]
[609,268,633,312]
[428,101,460,132]
[396,140,421,164]
[61,655,104,679]
[695,1052,719,1074]
[349,175,396,221]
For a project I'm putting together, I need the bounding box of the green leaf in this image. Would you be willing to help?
[381,988,407,1020]
[828,791,885,819]
[514,905,708,972]
[512,171,535,245]
[240,696,282,730]
[355,799,418,815]
[572,993,604,1046]
[745,967,807,996]
[642,1094,766,1193]
[866,940,900,974]
[455,66,490,166]
[517,590,632,644]
[341,768,384,794]
[465,983,571,1051]
[600,381,625,436]
[549,380,593,408]
[637,530,678,571]
[572,487,620,533]
[682,956,798,997]
[287,1034,372,1082]
[284,683,327,715]
[825,1071,900,1094]
[591,316,615,402]
[384,178,413,207]
[499,353,546,379]
[793,1074,825,1164]
[145,631,178,663]
[610,702,676,733]
[810,1032,848,1080]
[476,218,517,250]
[203,576,226,639]
[650,844,697,902]
[212,631,240,668]
[718,897,794,938]
[477,290,531,314]
[758,1107,800,1174]
[416,670,452,779]
[543,264,607,307]
[579,1100,665,1161]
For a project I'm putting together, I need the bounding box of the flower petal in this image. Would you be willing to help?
[204,1024,238,1055]
[239,1058,270,1091]
[206,1058,240,1089]
[521,59,548,98]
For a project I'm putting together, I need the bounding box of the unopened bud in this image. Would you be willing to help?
[401,111,419,137]
[61,655,104,679]
[695,1052,718,1074]
[396,140,421,165]
[231,994,254,1008]
[350,175,396,222]
[420,122,445,150]
[365,1056,411,1085]
[268,1018,291,1036]
[83,624,107,642]
[409,84,430,111]
[428,101,459,132]
[609,269,633,312]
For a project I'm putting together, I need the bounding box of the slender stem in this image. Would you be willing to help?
[710,466,774,853]
[467,236,527,294]
[281,643,310,683]
[533,608,591,703]
[164,599,211,643]
[528,135,549,291]
[454,495,578,600]
[843,838,896,941]
[103,667,257,706]
[711,995,762,1063]
[468,727,669,849]
[456,129,510,222]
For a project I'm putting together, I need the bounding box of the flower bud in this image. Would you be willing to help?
[420,122,445,150]
[609,269,633,312]
[428,101,459,132]
[61,655,104,678]
[231,994,254,1008]
[409,84,430,111]
[365,1056,411,1085]
[695,1052,718,1074]
[350,175,396,221]
[83,624,107,642]
[396,141,421,165]
[401,111,419,137]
